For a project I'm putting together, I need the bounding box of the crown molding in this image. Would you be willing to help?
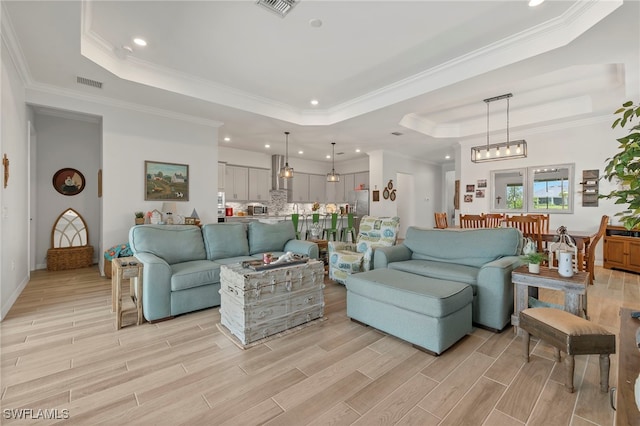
[79,0,622,127]
[1,2,34,87]
[25,82,223,128]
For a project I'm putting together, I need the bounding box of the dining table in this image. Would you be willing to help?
[541,231,591,272]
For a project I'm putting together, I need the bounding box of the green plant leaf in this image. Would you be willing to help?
[623,101,634,107]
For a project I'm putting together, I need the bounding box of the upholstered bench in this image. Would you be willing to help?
[520,307,616,393]
[345,268,473,355]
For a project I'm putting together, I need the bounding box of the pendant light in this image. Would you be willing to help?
[326,142,340,182]
[471,93,527,163]
[279,131,294,179]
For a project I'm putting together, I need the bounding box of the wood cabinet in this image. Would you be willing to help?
[615,307,640,425]
[225,165,248,201]
[218,162,226,191]
[248,168,270,201]
[603,226,640,274]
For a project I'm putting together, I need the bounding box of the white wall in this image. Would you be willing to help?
[1,34,29,319]
[34,113,101,269]
[458,118,629,264]
[368,149,443,236]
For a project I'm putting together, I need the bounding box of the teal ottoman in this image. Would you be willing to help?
[345,268,473,355]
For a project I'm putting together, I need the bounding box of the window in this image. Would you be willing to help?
[491,163,574,214]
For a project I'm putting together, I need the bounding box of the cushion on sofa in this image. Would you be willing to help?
[248,221,296,255]
[388,259,478,293]
[170,260,221,291]
[403,227,521,268]
[129,225,206,264]
[202,223,250,260]
[347,269,472,318]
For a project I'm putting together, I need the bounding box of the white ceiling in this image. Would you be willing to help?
[3,0,639,165]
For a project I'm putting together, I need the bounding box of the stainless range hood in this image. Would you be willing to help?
[271,155,292,193]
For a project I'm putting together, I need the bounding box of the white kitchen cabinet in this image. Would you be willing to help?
[342,174,355,198]
[291,173,309,202]
[308,174,326,203]
[218,162,226,191]
[225,165,249,201]
[354,171,369,189]
[248,168,270,201]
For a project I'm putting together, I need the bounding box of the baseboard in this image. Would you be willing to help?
[1,274,29,321]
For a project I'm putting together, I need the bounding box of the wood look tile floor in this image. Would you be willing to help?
[1,266,638,425]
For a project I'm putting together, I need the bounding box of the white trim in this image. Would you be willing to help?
[1,276,28,321]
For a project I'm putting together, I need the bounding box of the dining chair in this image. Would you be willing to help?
[504,215,543,252]
[434,212,448,229]
[459,214,485,229]
[526,213,550,233]
[584,215,609,284]
[484,213,504,228]
[322,213,339,241]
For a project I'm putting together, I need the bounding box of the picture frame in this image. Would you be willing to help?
[464,194,473,202]
[477,179,487,188]
[52,168,85,196]
[466,184,475,193]
[372,190,380,202]
[184,217,196,225]
[145,160,189,201]
[476,189,485,198]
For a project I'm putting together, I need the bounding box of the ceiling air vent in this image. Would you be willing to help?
[256,0,297,18]
[76,76,103,89]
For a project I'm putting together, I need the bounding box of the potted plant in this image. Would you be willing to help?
[601,100,640,230]
[522,252,548,274]
[134,211,145,225]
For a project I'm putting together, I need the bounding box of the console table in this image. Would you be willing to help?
[111,256,144,329]
[604,226,640,274]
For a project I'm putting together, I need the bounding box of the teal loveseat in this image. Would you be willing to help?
[129,222,319,322]
[372,227,523,331]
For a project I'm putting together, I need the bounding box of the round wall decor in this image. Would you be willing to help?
[383,188,390,199]
[53,168,85,196]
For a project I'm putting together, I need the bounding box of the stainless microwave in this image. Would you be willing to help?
[248,205,267,215]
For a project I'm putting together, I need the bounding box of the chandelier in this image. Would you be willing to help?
[471,93,527,163]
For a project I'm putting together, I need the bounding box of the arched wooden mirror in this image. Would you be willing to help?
[51,208,89,248]
[47,208,93,271]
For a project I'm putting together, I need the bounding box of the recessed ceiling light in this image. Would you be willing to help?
[528,0,544,6]
[445,155,451,159]
[298,150,304,154]
[355,149,361,153]
[310,99,319,106]
[223,137,231,142]
[133,38,147,47]
[309,18,323,28]
[326,155,331,159]
[265,144,270,148]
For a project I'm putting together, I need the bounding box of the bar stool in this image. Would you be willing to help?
[322,213,339,241]
[340,213,356,242]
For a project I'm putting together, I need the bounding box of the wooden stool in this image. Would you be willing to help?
[520,307,615,393]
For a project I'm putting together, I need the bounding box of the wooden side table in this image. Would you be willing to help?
[309,239,328,270]
[111,256,144,329]
[511,265,588,335]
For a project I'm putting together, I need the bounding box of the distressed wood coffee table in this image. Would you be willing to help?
[219,259,325,346]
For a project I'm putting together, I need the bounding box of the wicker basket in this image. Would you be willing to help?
[47,246,94,271]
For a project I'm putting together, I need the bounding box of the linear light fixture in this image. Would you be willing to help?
[471,93,527,163]
[279,131,294,179]
[326,142,340,182]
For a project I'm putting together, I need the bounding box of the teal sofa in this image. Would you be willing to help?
[128,222,319,322]
[373,227,523,331]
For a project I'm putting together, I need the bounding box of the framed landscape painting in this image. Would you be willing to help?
[145,161,189,201]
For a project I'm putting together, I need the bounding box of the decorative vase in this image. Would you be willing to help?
[558,250,574,277]
[135,218,144,225]
[309,223,322,239]
[528,263,540,274]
